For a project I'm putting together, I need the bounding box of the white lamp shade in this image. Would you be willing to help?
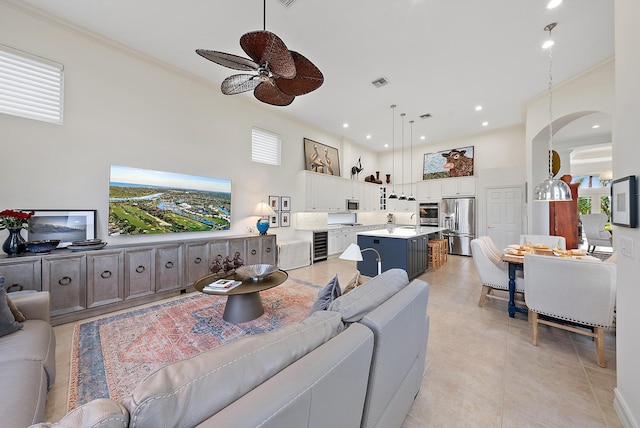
[339,243,364,261]
[599,170,613,181]
[252,201,277,217]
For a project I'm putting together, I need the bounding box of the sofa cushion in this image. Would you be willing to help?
[309,274,341,314]
[0,286,23,337]
[328,269,409,323]
[122,310,344,428]
[0,360,47,428]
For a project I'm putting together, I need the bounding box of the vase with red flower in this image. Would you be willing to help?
[0,209,34,256]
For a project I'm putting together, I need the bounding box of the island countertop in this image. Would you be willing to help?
[357,226,447,239]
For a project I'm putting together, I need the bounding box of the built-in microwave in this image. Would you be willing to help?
[419,202,440,226]
[346,199,360,211]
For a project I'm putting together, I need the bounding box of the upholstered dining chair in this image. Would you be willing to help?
[471,238,524,307]
[581,213,613,252]
[478,235,503,259]
[523,253,616,367]
[519,234,567,250]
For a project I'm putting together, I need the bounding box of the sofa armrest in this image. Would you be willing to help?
[28,398,129,428]
[9,291,50,323]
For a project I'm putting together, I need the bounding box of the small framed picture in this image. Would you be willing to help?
[280,212,290,227]
[281,196,291,212]
[269,214,279,228]
[611,175,638,228]
[269,196,280,211]
[25,209,97,247]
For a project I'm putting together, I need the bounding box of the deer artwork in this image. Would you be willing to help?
[351,156,363,179]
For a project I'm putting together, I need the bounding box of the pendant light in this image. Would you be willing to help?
[533,22,572,202]
[399,113,407,200]
[408,119,416,201]
[388,104,398,199]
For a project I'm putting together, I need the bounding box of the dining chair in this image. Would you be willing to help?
[519,234,567,250]
[523,253,616,367]
[580,213,613,252]
[478,236,503,259]
[471,238,524,307]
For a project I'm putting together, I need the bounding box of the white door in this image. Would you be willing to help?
[485,186,522,250]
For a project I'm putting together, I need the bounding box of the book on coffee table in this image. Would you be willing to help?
[203,279,242,292]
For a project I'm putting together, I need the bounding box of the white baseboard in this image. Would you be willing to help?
[614,387,639,428]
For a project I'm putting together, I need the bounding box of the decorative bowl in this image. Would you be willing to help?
[25,240,61,254]
[236,264,279,281]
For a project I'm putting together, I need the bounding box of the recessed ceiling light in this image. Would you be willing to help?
[547,0,563,9]
[482,121,489,127]
[366,135,372,139]
[343,123,349,128]
[384,144,389,148]
[592,124,601,129]
[542,40,554,50]
[420,136,426,140]
[475,105,483,111]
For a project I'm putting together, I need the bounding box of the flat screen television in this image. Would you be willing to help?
[108,165,231,236]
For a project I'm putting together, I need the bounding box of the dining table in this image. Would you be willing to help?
[502,254,527,318]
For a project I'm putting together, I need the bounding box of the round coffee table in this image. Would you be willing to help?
[193,270,288,323]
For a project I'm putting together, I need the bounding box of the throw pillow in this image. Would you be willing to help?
[0,286,23,337]
[6,295,26,322]
[342,270,364,294]
[309,274,341,315]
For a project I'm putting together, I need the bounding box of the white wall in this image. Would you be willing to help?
[613,1,640,426]
[0,4,377,245]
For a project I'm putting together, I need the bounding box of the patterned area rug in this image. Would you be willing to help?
[68,277,320,410]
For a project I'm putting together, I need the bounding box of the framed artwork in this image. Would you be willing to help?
[611,175,638,228]
[25,210,97,248]
[280,212,291,227]
[423,146,474,180]
[268,196,280,211]
[269,214,279,228]
[281,196,291,212]
[303,138,341,177]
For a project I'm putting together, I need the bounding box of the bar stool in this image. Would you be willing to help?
[428,241,441,270]
[432,238,448,265]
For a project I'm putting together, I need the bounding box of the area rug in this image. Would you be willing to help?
[68,277,320,410]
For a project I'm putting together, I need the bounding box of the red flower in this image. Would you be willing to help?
[0,210,35,230]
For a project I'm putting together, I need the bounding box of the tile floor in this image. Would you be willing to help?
[44,255,621,427]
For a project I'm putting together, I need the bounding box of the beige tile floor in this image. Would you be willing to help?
[45,255,621,427]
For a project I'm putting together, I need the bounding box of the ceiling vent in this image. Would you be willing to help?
[371,77,390,88]
[279,0,296,6]
[420,113,432,119]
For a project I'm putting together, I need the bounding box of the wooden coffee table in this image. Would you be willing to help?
[193,270,288,323]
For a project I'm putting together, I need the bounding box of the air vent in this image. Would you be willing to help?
[420,113,432,119]
[279,0,296,6]
[371,77,390,88]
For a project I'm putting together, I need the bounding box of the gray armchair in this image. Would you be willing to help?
[581,213,612,252]
[523,254,616,367]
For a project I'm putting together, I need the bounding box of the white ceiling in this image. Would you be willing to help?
[13,0,614,152]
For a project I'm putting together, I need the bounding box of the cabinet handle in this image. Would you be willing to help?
[194,257,202,264]
[58,276,72,286]
[165,261,174,269]
[7,284,23,293]
[251,249,257,255]
[100,270,112,279]
[266,247,271,253]
[136,265,145,273]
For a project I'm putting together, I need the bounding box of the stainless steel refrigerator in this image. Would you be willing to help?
[441,197,476,256]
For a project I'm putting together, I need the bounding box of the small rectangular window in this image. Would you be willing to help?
[0,44,64,124]
[252,127,281,166]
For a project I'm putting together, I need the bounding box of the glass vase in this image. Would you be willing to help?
[2,227,27,256]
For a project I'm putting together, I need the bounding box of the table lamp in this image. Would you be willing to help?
[253,201,276,235]
[339,243,382,275]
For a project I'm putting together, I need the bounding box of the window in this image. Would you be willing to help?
[252,127,281,166]
[0,44,64,124]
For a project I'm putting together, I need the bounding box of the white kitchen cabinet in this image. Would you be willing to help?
[298,171,380,212]
[441,177,476,197]
[415,180,442,201]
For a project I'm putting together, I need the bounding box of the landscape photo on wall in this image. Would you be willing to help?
[423,146,474,180]
[108,165,231,236]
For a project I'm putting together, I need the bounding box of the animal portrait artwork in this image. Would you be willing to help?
[303,138,341,177]
[423,146,475,180]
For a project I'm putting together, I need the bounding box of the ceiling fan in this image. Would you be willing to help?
[196,0,323,106]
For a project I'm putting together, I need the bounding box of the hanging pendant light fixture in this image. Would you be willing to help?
[408,119,416,201]
[533,22,572,202]
[388,104,398,199]
[399,113,407,200]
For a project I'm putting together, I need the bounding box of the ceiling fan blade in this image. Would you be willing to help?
[221,74,261,95]
[240,31,296,79]
[195,50,258,72]
[275,51,324,96]
[254,82,295,106]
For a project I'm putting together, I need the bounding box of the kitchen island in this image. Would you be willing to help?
[356,226,447,279]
